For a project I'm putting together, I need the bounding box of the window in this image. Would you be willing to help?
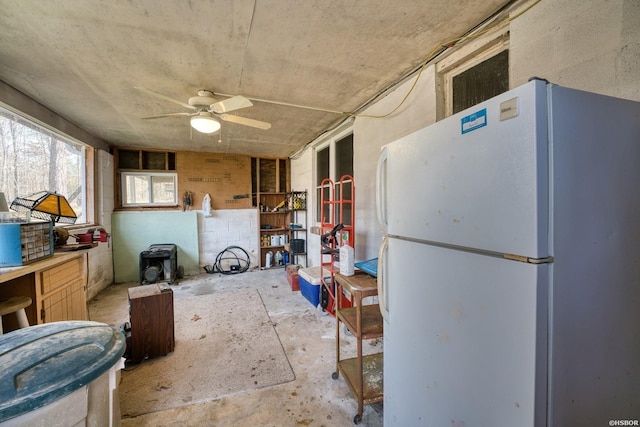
[315,133,353,224]
[437,29,509,118]
[452,49,509,114]
[121,172,177,207]
[0,105,88,224]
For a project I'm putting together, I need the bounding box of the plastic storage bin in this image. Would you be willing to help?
[0,220,53,267]
[289,239,305,254]
[298,266,327,307]
[0,321,126,426]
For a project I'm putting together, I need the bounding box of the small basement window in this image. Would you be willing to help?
[121,172,177,207]
[452,49,509,114]
[437,29,509,118]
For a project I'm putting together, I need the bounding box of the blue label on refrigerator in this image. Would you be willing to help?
[461,108,487,134]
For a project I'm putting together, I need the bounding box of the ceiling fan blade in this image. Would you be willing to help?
[140,112,192,119]
[135,87,197,110]
[210,95,253,114]
[219,113,271,130]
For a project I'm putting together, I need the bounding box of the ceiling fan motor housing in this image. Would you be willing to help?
[188,91,217,107]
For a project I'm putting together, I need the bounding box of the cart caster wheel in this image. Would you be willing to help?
[331,371,339,380]
[353,414,362,424]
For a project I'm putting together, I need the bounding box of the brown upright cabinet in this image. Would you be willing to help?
[127,284,175,363]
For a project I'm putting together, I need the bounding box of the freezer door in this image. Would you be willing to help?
[383,237,548,427]
[382,79,549,259]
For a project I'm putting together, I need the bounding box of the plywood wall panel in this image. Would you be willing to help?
[177,152,252,210]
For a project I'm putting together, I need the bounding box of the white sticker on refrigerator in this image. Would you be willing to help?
[461,108,487,134]
[499,97,519,121]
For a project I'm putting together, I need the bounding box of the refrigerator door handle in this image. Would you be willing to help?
[377,235,389,323]
[376,147,388,233]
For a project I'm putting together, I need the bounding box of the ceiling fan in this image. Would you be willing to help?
[135,87,271,133]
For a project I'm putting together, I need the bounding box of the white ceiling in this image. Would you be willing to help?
[0,0,509,158]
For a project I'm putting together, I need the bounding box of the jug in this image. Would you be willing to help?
[265,251,273,268]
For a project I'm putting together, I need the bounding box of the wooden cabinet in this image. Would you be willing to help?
[39,255,87,323]
[128,284,175,363]
[0,252,88,332]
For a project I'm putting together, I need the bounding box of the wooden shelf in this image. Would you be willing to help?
[256,187,307,269]
[337,353,383,406]
[337,304,384,339]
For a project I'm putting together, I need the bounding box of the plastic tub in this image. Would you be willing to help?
[0,321,126,426]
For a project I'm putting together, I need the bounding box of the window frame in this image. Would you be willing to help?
[120,171,178,208]
[314,131,354,224]
[0,104,92,226]
[437,28,510,118]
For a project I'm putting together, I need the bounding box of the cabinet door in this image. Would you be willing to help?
[41,274,87,323]
[40,256,87,323]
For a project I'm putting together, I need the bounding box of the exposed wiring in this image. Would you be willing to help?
[351,0,542,120]
[204,245,251,275]
[288,0,542,159]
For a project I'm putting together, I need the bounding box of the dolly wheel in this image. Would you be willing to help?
[331,371,339,380]
[353,414,362,424]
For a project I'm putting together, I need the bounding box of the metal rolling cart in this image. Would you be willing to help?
[332,271,383,425]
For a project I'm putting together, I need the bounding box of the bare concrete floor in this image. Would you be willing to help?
[87,268,383,427]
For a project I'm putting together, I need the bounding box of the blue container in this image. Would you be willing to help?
[0,321,125,424]
[298,267,326,308]
[0,220,53,267]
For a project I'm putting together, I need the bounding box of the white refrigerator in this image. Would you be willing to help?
[376,79,640,426]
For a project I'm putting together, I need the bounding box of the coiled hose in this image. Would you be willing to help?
[204,245,251,275]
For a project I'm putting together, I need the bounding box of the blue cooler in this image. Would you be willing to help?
[298,267,326,308]
[0,321,126,426]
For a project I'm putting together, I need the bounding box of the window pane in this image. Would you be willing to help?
[125,175,150,204]
[452,49,509,114]
[122,172,177,207]
[335,134,353,179]
[0,107,87,224]
[316,147,329,186]
[151,175,176,204]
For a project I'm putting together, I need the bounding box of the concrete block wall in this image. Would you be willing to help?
[197,208,259,271]
[510,0,640,101]
[86,149,114,300]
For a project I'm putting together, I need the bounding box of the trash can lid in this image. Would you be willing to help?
[0,321,125,423]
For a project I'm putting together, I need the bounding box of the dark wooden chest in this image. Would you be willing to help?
[127,284,175,363]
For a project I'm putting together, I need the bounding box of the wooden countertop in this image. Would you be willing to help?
[0,251,86,284]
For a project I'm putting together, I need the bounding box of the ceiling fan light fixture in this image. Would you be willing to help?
[190,113,220,134]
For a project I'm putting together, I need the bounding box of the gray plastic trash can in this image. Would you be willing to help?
[0,321,126,426]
